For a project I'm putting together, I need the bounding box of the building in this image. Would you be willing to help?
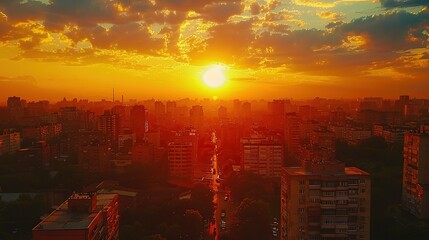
[281,160,371,240]
[98,110,120,151]
[190,105,204,131]
[130,105,148,142]
[7,96,22,109]
[240,131,284,178]
[0,131,20,155]
[168,128,198,181]
[78,142,110,173]
[32,193,119,240]
[285,113,301,156]
[402,131,429,219]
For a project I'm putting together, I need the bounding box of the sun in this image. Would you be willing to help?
[202,64,227,88]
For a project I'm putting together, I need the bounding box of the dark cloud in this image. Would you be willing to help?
[68,22,164,54]
[338,10,429,51]
[199,2,244,23]
[380,0,429,8]
[0,0,46,22]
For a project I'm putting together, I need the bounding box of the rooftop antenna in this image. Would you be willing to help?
[113,88,115,103]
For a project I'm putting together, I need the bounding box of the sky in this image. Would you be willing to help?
[0,0,428,101]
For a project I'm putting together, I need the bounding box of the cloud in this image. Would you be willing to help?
[317,11,344,21]
[187,20,257,65]
[199,2,244,23]
[380,0,429,8]
[337,9,429,51]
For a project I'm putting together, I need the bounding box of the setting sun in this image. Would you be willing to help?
[202,64,227,88]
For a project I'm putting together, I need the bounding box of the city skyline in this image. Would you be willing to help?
[1,1,429,100]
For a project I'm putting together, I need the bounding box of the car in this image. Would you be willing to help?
[224,194,229,201]
[272,230,278,237]
[221,210,226,218]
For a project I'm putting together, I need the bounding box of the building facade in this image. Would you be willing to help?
[281,161,371,240]
[402,132,429,219]
[168,128,198,181]
[240,131,284,178]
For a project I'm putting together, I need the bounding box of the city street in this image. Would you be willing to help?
[208,132,234,240]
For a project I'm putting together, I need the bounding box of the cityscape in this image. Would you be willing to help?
[1,96,429,239]
[1,0,429,240]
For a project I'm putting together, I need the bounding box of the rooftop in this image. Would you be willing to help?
[283,166,369,176]
[33,193,117,231]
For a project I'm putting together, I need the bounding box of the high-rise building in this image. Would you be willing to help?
[240,131,284,178]
[7,96,22,109]
[285,113,301,156]
[32,193,119,240]
[190,105,204,131]
[218,106,228,122]
[0,131,20,155]
[281,160,371,240]
[98,110,120,151]
[168,128,198,181]
[402,131,429,219]
[154,101,166,121]
[130,105,148,142]
[220,123,243,161]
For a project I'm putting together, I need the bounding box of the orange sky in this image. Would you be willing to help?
[0,0,428,101]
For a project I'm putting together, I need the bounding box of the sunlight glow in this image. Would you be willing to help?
[202,64,227,88]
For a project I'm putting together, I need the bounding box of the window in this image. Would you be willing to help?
[300,180,306,185]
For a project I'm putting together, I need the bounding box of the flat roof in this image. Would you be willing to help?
[33,194,117,231]
[283,166,369,176]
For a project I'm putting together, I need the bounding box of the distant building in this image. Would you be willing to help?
[0,131,20,155]
[285,113,300,156]
[130,105,148,142]
[7,96,22,110]
[132,142,154,163]
[190,105,204,131]
[32,193,119,240]
[98,110,120,151]
[346,128,371,145]
[402,131,429,219]
[281,160,371,240]
[240,131,284,178]
[78,142,110,173]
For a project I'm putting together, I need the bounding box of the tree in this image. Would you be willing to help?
[190,183,214,220]
[182,209,204,240]
[230,198,271,240]
[224,172,267,203]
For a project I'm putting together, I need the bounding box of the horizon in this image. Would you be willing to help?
[1,1,429,100]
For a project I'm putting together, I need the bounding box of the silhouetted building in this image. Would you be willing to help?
[78,142,110,173]
[285,113,300,156]
[130,105,148,142]
[190,105,204,131]
[98,110,120,151]
[32,193,119,240]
